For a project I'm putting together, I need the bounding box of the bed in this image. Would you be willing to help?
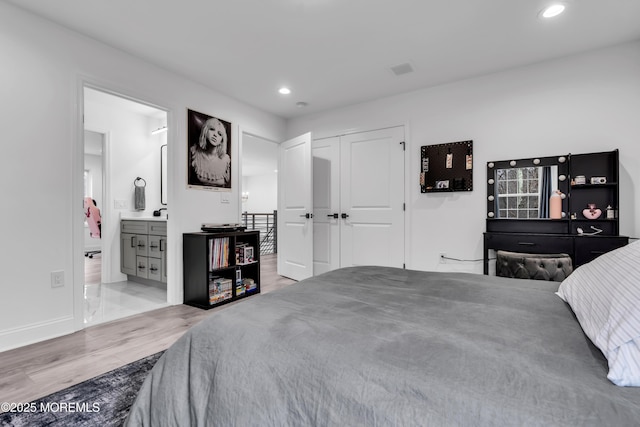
[126,245,640,426]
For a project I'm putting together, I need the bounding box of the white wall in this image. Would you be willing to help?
[241,133,279,214]
[0,2,285,351]
[242,173,278,213]
[287,40,640,273]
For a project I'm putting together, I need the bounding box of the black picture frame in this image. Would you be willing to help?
[187,109,232,191]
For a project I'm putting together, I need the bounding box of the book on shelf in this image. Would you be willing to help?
[209,237,230,270]
[235,243,246,264]
[236,282,246,296]
[209,276,233,304]
[236,244,254,264]
[235,269,245,296]
[243,277,257,291]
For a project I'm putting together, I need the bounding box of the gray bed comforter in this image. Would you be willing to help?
[126,266,640,426]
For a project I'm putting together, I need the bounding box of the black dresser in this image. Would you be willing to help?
[483,231,628,274]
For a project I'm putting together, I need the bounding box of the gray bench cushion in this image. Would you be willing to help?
[496,250,573,282]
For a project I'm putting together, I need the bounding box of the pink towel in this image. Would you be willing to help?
[84,197,102,238]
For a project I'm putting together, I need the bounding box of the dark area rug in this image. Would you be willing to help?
[0,351,163,427]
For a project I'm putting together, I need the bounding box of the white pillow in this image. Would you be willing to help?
[556,240,640,386]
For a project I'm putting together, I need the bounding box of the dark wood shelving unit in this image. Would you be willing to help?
[183,230,261,310]
[568,150,620,236]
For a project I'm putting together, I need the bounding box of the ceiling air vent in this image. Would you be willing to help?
[390,62,414,76]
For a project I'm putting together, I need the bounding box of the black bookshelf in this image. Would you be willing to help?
[183,230,260,309]
[568,150,620,235]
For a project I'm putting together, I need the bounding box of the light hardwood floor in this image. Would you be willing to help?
[0,254,295,407]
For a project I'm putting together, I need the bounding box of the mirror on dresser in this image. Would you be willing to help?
[486,155,570,234]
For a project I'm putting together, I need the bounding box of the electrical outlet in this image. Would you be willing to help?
[51,270,65,288]
[439,253,447,264]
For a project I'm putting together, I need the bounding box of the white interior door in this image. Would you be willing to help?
[277,133,313,280]
[340,127,405,268]
[312,137,341,275]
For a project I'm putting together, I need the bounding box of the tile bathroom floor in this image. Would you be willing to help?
[83,255,168,326]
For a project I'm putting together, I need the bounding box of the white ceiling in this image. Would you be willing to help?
[8,0,640,119]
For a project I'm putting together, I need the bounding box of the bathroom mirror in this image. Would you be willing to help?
[161,144,167,205]
[486,155,569,219]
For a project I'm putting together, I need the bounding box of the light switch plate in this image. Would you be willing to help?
[51,270,64,288]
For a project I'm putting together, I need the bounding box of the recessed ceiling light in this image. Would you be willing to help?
[278,87,291,95]
[540,4,566,18]
[296,101,308,108]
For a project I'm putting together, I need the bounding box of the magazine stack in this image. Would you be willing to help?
[209,276,232,304]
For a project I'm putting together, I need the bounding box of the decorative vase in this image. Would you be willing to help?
[582,204,602,220]
[549,190,563,219]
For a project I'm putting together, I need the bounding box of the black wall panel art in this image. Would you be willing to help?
[420,140,473,193]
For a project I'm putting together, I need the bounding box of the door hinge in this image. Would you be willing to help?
[403,203,406,211]
[400,141,405,151]
[403,263,406,269]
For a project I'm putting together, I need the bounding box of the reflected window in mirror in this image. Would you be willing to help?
[495,166,557,219]
[487,155,568,220]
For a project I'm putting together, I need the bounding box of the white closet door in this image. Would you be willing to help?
[277,133,313,281]
[312,137,341,275]
[339,127,405,268]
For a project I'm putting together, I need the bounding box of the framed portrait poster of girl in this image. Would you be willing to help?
[187,109,232,191]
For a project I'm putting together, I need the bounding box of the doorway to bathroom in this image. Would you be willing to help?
[82,86,169,326]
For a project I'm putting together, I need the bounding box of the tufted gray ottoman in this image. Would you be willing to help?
[496,250,573,281]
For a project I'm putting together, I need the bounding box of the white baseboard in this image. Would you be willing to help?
[0,316,76,352]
